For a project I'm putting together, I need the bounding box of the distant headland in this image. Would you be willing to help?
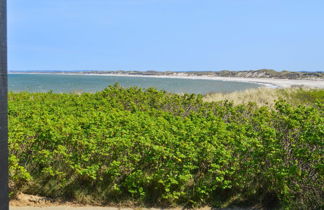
[10,69,324,80]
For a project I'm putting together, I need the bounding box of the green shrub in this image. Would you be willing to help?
[8,86,324,209]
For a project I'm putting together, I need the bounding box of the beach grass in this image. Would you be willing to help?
[203,87,324,107]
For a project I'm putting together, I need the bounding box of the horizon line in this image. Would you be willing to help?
[8,69,324,73]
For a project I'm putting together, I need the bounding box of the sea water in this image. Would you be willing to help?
[8,74,261,94]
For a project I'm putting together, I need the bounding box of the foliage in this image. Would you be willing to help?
[8,85,324,208]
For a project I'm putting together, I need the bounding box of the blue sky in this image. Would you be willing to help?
[8,0,324,72]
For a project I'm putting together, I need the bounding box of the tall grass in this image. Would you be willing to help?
[203,87,323,107]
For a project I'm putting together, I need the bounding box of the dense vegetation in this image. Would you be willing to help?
[8,85,323,209]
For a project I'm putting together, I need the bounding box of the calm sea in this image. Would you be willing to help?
[8,74,261,94]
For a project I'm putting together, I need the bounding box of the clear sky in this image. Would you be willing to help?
[8,0,324,72]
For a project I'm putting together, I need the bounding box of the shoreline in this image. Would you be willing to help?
[9,72,324,89]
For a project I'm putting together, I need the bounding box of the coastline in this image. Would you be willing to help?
[9,72,324,89]
[10,72,324,89]
[73,73,324,89]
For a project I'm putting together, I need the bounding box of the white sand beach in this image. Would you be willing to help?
[203,76,324,88]
[78,73,324,89]
[11,72,324,89]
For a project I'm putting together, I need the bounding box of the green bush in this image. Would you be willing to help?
[8,85,324,209]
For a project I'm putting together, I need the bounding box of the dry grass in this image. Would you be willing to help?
[203,87,310,107]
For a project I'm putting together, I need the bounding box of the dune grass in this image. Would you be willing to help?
[203,87,324,107]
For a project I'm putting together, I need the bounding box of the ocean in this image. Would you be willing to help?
[8,73,261,94]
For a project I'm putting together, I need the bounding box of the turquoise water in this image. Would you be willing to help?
[8,74,261,94]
